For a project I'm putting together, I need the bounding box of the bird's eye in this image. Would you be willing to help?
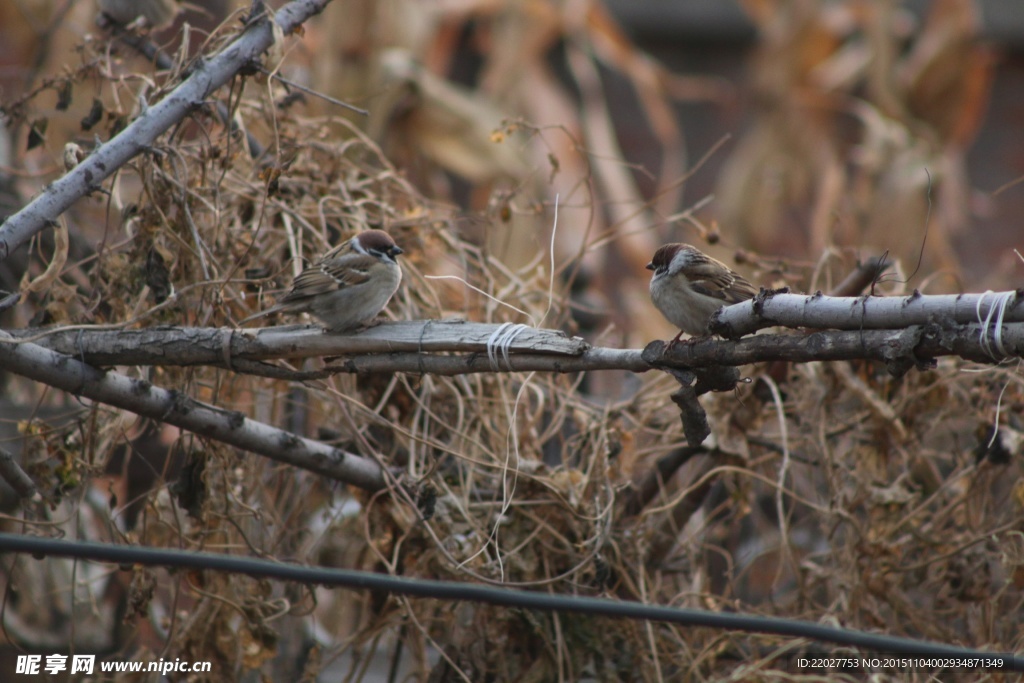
[372,247,401,262]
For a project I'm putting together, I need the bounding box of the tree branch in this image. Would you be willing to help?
[650,323,1024,374]
[9,320,1023,377]
[2,317,1019,485]
[0,332,387,492]
[712,290,1024,338]
[0,447,39,501]
[0,0,333,262]
[7,320,600,367]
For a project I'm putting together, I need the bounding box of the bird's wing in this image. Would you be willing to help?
[279,253,376,303]
[682,256,757,304]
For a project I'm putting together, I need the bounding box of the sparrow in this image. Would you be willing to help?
[240,229,403,331]
[646,243,757,342]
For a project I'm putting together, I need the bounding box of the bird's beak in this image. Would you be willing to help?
[391,247,404,256]
[645,263,654,271]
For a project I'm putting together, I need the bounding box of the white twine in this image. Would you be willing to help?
[486,322,529,371]
[976,290,1015,359]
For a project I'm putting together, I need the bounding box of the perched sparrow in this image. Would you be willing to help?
[646,243,757,342]
[240,230,403,331]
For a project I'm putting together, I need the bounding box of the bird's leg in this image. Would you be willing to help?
[665,329,686,351]
[666,330,710,352]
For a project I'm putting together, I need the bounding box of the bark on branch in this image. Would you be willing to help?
[0,0,333,262]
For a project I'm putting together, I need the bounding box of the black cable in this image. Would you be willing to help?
[0,532,1020,671]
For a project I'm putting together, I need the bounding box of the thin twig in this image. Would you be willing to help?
[259,66,368,116]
